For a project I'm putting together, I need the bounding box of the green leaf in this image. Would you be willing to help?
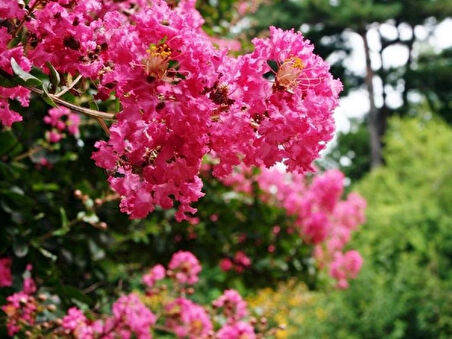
[52,208,70,236]
[42,82,57,107]
[7,35,22,49]
[46,62,61,91]
[114,97,121,113]
[55,285,92,305]
[10,58,42,87]
[0,130,22,156]
[31,183,59,191]
[60,207,69,228]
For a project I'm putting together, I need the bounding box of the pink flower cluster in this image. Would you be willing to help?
[220,251,252,273]
[1,251,271,338]
[142,264,165,289]
[1,0,341,221]
[0,257,12,287]
[62,294,156,339]
[222,166,366,287]
[168,250,202,285]
[213,289,248,322]
[0,27,30,127]
[329,250,363,289]
[44,106,80,143]
[61,307,103,339]
[217,321,256,339]
[1,265,37,336]
[165,298,212,339]
[111,294,157,339]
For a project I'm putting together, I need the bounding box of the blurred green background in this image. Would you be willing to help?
[241,1,452,337]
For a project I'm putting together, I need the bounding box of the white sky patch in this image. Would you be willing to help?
[332,18,452,134]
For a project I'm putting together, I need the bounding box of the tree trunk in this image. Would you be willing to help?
[360,29,382,168]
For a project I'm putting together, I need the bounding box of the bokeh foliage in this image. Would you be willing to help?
[253,114,452,338]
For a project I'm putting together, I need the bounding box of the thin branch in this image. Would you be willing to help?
[11,0,41,39]
[54,74,83,97]
[82,281,105,294]
[12,146,42,162]
[26,86,116,120]
[95,117,111,136]
[153,324,174,334]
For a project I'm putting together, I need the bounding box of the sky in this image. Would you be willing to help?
[331,18,452,133]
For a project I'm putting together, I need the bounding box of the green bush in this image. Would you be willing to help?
[282,114,452,338]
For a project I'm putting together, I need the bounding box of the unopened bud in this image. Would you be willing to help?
[74,189,82,198]
[97,222,107,230]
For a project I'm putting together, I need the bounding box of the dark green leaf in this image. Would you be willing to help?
[60,207,69,228]
[42,82,57,107]
[46,62,61,91]
[55,285,92,305]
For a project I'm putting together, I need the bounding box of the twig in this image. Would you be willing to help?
[26,86,116,120]
[95,117,110,136]
[153,324,174,334]
[12,0,41,39]
[54,74,83,97]
[82,281,105,294]
[12,146,42,162]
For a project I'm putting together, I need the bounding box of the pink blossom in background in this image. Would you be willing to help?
[23,277,36,295]
[112,293,156,339]
[46,130,63,143]
[329,250,363,289]
[217,321,256,339]
[44,107,81,143]
[301,212,331,244]
[213,289,248,322]
[62,307,88,331]
[142,264,166,289]
[219,258,233,271]
[209,36,242,51]
[234,251,251,273]
[222,165,366,287]
[1,291,37,336]
[0,257,12,287]
[165,298,213,339]
[168,251,202,285]
[333,192,367,230]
